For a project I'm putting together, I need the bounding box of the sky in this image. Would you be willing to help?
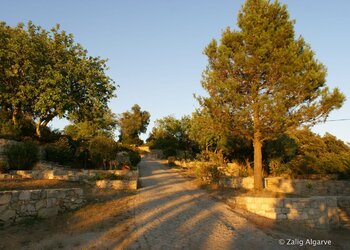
[1,0,350,142]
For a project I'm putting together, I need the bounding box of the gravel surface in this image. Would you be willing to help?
[126,158,287,250]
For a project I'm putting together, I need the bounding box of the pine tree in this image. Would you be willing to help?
[198,0,345,190]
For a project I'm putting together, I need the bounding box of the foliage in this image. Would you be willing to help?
[264,129,350,177]
[45,137,74,165]
[118,104,150,145]
[194,162,221,184]
[64,108,117,141]
[88,135,118,169]
[197,0,345,189]
[168,156,176,166]
[127,150,141,168]
[147,115,198,158]
[4,141,38,170]
[0,21,116,138]
[92,173,123,181]
[0,158,8,173]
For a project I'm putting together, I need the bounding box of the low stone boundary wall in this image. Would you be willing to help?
[217,176,350,196]
[0,188,84,225]
[0,169,138,182]
[264,177,350,196]
[219,176,254,189]
[95,180,137,190]
[227,196,350,230]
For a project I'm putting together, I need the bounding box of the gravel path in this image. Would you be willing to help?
[125,158,286,250]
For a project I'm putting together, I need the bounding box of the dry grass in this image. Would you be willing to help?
[0,179,81,191]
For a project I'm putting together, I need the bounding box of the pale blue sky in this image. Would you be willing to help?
[1,0,350,142]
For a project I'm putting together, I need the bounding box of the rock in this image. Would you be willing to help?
[30,191,41,200]
[0,204,8,213]
[46,198,57,207]
[19,191,31,200]
[35,200,46,210]
[38,207,58,218]
[0,209,16,222]
[74,188,83,196]
[0,193,12,205]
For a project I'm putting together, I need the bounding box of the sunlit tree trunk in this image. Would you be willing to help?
[253,107,263,190]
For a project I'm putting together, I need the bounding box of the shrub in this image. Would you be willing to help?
[128,151,141,168]
[0,158,8,173]
[92,173,120,180]
[88,135,118,169]
[45,137,74,165]
[0,120,21,140]
[4,141,38,170]
[194,162,221,183]
[168,156,176,166]
[163,148,176,158]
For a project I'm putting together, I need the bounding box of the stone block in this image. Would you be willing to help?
[74,188,83,196]
[277,214,287,220]
[30,191,41,200]
[47,198,57,207]
[35,200,46,210]
[0,193,12,205]
[38,207,58,218]
[19,191,31,200]
[0,204,8,213]
[0,209,16,222]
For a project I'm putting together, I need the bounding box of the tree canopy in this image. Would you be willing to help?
[147,115,199,157]
[197,0,345,189]
[0,21,116,138]
[117,104,150,145]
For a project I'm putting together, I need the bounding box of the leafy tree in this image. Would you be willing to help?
[64,108,117,140]
[0,21,116,138]
[147,115,198,157]
[118,104,150,145]
[197,0,345,189]
[189,110,221,153]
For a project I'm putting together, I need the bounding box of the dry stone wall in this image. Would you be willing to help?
[264,177,350,196]
[0,168,138,182]
[227,196,350,230]
[95,179,137,190]
[0,188,84,225]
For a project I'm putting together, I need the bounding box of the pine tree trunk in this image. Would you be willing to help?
[12,108,18,126]
[36,120,42,138]
[253,133,263,190]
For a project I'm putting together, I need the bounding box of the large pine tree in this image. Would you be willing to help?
[198,0,345,190]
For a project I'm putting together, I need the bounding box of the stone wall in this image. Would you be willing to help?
[0,188,84,225]
[95,180,138,190]
[219,176,254,189]
[0,168,138,182]
[227,196,350,230]
[264,177,350,196]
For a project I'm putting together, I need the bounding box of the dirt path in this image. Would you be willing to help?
[124,158,287,249]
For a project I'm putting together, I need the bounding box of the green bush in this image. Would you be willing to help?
[194,162,221,183]
[168,156,176,166]
[88,135,118,169]
[163,148,177,158]
[128,151,141,167]
[0,158,8,173]
[4,141,38,170]
[0,120,21,140]
[45,137,74,165]
[92,173,120,180]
